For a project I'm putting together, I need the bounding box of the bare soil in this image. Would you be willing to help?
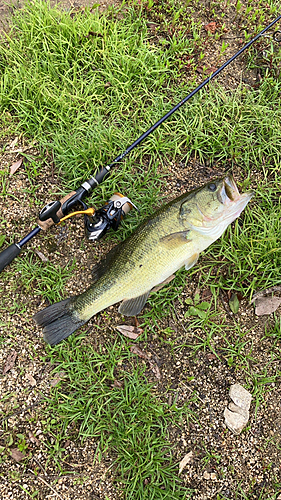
[0,1,280,499]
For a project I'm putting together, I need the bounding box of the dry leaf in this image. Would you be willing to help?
[28,431,40,446]
[130,345,149,359]
[147,22,158,31]
[251,285,281,304]
[206,353,217,360]
[179,451,193,474]
[113,379,123,388]
[10,157,23,175]
[26,373,36,387]
[85,31,103,38]
[10,448,26,462]
[116,324,143,339]
[9,137,19,149]
[205,66,217,75]
[50,371,66,387]
[204,22,217,33]
[3,350,17,375]
[202,288,212,299]
[255,296,281,316]
[35,250,49,262]
[130,346,161,379]
[150,362,161,380]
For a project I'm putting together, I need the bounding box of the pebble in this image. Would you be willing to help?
[229,383,252,411]
[224,383,252,435]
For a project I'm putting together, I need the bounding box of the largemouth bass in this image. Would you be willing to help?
[34,174,253,345]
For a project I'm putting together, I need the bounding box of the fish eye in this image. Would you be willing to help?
[208,183,217,192]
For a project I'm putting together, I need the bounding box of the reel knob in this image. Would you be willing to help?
[39,201,62,224]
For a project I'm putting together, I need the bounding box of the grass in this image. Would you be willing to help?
[199,183,281,296]
[42,337,195,499]
[1,2,281,189]
[0,0,281,498]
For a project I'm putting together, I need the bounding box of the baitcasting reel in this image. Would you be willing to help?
[38,192,137,242]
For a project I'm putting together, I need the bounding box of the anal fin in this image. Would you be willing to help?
[119,291,150,316]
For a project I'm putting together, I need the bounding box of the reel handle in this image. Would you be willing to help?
[37,191,76,230]
[0,243,22,272]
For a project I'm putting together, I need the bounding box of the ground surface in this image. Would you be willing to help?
[0,0,281,499]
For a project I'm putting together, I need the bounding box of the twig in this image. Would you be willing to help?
[6,144,37,154]
[32,456,47,476]
[27,469,66,500]
[181,382,205,404]
[212,486,223,497]
[51,149,55,183]
[61,460,84,468]
[172,302,187,332]
[219,289,233,320]
[2,398,42,422]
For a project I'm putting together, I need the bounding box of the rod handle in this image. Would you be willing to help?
[0,243,22,272]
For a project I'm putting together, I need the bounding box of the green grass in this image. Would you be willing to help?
[42,337,195,499]
[198,182,281,296]
[0,254,77,316]
[1,1,281,498]
[1,1,281,190]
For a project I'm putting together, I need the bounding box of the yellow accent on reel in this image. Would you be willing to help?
[59,207,95,224]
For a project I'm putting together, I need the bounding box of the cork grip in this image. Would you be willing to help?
[37,191,76,230]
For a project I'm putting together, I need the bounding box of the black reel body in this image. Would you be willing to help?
[85,193,135,241]
[38,191,136,242]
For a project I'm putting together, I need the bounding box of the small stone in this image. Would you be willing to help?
[224,406,248,435]
[210,473,217,480]
[228,402,249,419]
[203,471,210,480]
[224,383,252,434]
[179,451,193,474]
[229,383,252,411]
[26,373,36,387]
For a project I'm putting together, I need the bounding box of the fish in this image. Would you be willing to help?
[33,174,253,346]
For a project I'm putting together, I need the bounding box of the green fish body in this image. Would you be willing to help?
[34,174,253,345]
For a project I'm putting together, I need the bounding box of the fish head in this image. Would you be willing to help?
[180,174,254,238]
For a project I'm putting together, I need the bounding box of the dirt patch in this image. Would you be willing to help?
[0,1,281,499]
[1,133,280,499]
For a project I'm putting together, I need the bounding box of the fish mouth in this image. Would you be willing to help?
[218,174,240,204]
[217,174,254,221]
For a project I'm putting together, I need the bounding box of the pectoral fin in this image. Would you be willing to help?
[185,252,199,271]
[119,291,151,316]
[160,231,191,249]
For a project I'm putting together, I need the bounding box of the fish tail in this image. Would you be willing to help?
[33,298,86,346]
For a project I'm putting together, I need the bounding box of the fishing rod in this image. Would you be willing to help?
[0,15,280,273]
